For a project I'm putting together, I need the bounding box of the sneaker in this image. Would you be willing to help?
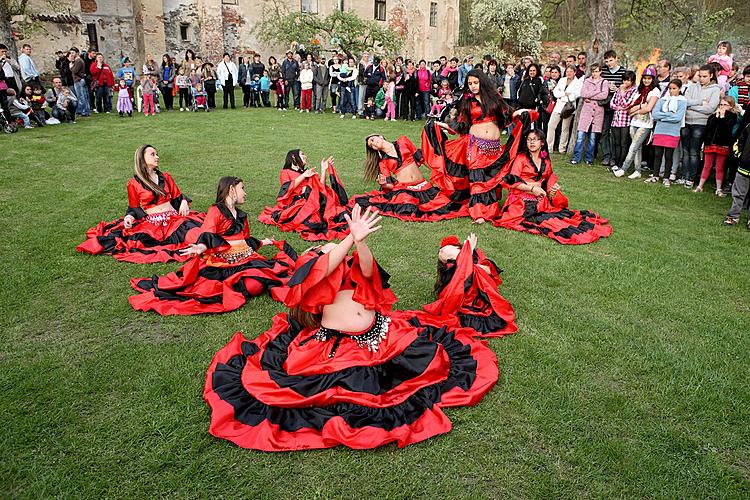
[585,161,593,166]
[92,109,99,114]
[569,160,578,165]
[352,115,357,119]
[662,179,671,188]
[644,176,658,183]
[24,125,33,129]
[722,217,739,226]
[613,168,626,178]
[180,108,184,111]
[674,178,686,185]
[340,114,345,118]
[685,181,694,188]
[609,165,619,172]
[716,188,726,198]
[669,174,677,181]
[628,171,642,179]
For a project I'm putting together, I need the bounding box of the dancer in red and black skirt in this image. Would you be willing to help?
[77,145,205,263]
[420,70,535,223]
[418,234,517,338]
[130,177,297,315]
[258,150,351,241]
[350,134,469,221]
[204,204,499,451]
[497,129,612,244]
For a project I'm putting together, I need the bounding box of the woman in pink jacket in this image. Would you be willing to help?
[416,59,432,119]
[571,63,609,165]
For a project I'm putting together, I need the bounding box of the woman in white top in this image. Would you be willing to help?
[547,65,582,153]
[613,67,661,179]
[216,53,238,109]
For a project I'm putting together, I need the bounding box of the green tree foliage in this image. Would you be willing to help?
[253,9,402,57]
[469,0,546,59]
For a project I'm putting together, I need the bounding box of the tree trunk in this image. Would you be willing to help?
[0,0,18,58]
[585,0,615,63]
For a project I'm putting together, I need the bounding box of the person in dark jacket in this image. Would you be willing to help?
[400,60,419,121]
[516,63,549,129]
[724,100,750,226]
[281,50,300,110]
[364,57,385,100]
[695,96,738,195]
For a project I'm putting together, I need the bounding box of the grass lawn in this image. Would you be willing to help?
[1,104,748,498]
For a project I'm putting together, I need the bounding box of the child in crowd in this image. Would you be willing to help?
[374,83,386,116]
[140,74,156,116]
[116,78,133,117]
[117,57,137,99]
[192,82,209,112]
[175,67,191,111]
[724,109,750,228]
[695,95,738,195]
[260,70,271,107]
[647,79,687,187]
[430,79,453,117]
[364,96,376,119]
[29,85,49,124]
[190,68,201,88]
[384,76,396,121]
[708,41,733,87]
[6,89,38,128]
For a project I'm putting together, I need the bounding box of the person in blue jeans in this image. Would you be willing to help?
[571,64,609,164]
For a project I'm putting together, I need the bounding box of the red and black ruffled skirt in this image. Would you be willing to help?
[129,241,298,315]
[204,310,498,451]
[495,191,612,245]
[258,194,350,242]
[76,210,205,263]
[350,180,469,222]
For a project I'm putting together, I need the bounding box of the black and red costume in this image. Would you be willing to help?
[258,164,351,241]
[204,248,499,451]
[129,204,297,315]
[497,153,613,244]
[351,136,469,222]
[420,101,536,220]
[418,237,517,338]
[77,170,205,263]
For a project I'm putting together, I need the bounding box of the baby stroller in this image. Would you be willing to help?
[0,105,19,134]
[191,87,209,112]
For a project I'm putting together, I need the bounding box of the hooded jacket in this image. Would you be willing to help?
[684,82,720,126]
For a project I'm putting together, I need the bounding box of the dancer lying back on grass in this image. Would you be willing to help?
[76,144,205,263]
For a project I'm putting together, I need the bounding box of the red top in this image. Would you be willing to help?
[502,153,559,191]
[126,170,189,219]
[378,136,423,186]
[276,168,306,202]
[272,251,396,314]
[90,62,115,87]
[457,98,497,127]
[196,204,259,253]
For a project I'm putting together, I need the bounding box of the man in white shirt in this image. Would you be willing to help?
[19,44,41,85]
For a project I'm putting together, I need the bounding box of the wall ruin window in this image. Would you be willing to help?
[179,23,189,41]
[374,0,386,21]
[300,0,319,13]
[86,23,98,51]
[429,2,437,27]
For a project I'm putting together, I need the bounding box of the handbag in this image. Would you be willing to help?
[545,98,556,115]
[560,100,575,119]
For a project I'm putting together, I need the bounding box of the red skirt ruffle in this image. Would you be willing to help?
[129,241,298,315]
[350,180,469,222]
[495,191,612,245]
[258,194,350,242]
[204,311,498,451]
[76,211,205,263]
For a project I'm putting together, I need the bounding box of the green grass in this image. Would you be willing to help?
[1,105,749,498]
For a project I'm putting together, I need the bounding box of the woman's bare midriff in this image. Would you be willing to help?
[469,122,502,141]
[393,162,425,184]
[145,201,177,214]
[321,289,376,332]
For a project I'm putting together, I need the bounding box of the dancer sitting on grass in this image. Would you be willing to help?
[418,234,517,338]
[130,176,297,315]
[351,134,469,222]
[204,204,499,451]
[496,129,613,245]
[258,150,351,241]
[77,145,205,263]
[420,70,535,223]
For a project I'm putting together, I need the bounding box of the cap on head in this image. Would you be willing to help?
[642,66,657,77]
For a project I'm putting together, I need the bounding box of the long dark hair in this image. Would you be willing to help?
[434,259,456,295]
[364,135,384,181]
[133,144,166,197]
[283,149,305,170]
[161,54,172,68]
[215,176,243,206]
[522,63,542,81]
[456,69,507,131]
[699,63,717,83]
[520,129,549,175]
[289,306,323,329]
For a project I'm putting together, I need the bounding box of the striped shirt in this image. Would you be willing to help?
[601,66,626,93]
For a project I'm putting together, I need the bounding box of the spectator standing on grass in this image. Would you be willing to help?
[299,61,313,112]
[313,56,329,113]
[646,79,686,187]
[516,63,548,130]
[267,56,281,107]
[117,57,137,99]
[457,55,474,89]
[201,62,217,109]
[608,70,638,172]
[548,65,582,154]
[328,54,341,113]
[571,63,608,165]
[357,51,370,113]
[401,60,418,121]
[694,95,738,195]
[69,50,91,116]
[217,53,238,109]
[416,60,431,120]
[259,70,271,107]
[281,49,300,110]
[238,56,251,107]
[45,76,77,123]
[613,67,660,179]
[143,53,159,78]
[485,59,503,92]
[0,44,21,95]
[176,66,191,111]
[159,54,175,110]
[18,44,40,86]
[727,65,750,108]
[339,57,359,119]
[90,53,115,114]
[599,50,626,167]
[656,59,672,94]
[442,57,459,91]
[723,101,750,228]
[577,52,587,78]
[430,60,442,97]
[678,64,721,187]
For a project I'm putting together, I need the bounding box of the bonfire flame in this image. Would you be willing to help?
[634,48,661,83]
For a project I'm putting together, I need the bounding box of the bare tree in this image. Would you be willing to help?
[584,0,615,62]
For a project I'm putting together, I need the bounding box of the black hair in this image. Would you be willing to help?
[215,176,243,206]
[622,70,637,83]
[743,65,750,76]
[456,69,507,132]
[603,49,617,60]
[699,64,717,82]
[283,149,305,170]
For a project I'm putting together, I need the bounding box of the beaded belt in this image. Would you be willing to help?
[145,210,178,226]
[468,135,503,160]
[406,180,429,190]
[213,244,254,264]
[299,312,391,358]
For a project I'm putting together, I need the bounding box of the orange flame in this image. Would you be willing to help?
[634,48,661,83]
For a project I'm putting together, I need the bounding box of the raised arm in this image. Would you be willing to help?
[345,204,382,278]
